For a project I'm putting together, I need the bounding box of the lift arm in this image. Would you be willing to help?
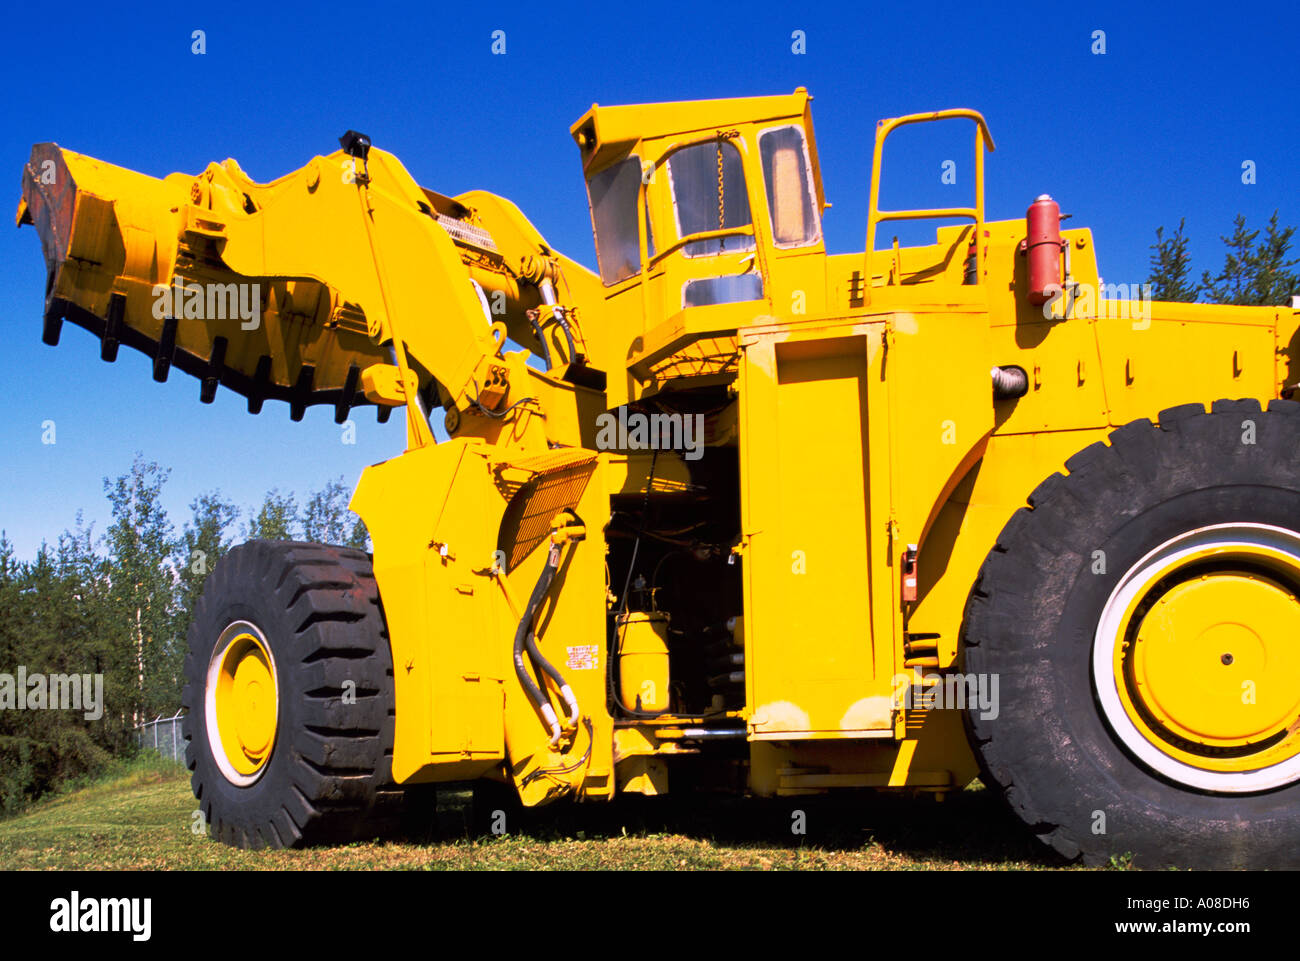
[17,137,590,444]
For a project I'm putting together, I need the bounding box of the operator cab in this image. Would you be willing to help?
[571,90,829,361]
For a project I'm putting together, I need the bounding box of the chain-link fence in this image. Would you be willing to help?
[137,710,186,763]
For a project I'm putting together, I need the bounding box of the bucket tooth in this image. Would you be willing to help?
[152,315,177,382]
[201,336,228,404]
[247,355,272,414]
[41,304,63,346]
[101,293,125,362]
[289,364,315,422]
[335,364,360,424]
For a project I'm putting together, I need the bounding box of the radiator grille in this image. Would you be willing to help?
[496,450,597,572]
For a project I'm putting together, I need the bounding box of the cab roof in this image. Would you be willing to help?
[570,89,813,174]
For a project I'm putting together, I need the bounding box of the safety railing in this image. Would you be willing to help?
[863,109,996,304]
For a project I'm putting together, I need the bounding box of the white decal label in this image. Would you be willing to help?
[565,645,598,671]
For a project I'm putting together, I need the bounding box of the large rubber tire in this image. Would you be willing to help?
[181,540,402,849]
[962,399,1300,869]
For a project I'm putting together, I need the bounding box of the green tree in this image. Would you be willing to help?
[1250,212,1300,306]
[0,522,120,813]
[103,454,180,721]
[245,489,298,541]
[0,532,39,812]
[175,491,240,648]
[1146,218,1199,302]
[346,515,371,553]
[1201,212,1300,306]
[46,520,118,769]
[302,477,368,549]
[52,517,116,735]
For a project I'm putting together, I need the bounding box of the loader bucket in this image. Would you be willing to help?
[17,143,391,421]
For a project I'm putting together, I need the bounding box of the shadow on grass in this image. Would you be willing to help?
[406,781,1061,868]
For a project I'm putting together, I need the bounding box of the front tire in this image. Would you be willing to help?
[963,399,1300,869]
[181,540,402,849]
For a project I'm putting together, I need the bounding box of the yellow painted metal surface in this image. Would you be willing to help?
[738,326,895,737]
[21,88,1300,812]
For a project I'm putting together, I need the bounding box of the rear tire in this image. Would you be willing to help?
[963,399,1300,869]
[181,540,402,849]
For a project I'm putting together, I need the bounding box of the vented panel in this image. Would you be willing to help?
[496,450,597,572]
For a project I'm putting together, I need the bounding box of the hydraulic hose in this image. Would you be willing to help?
[552,308,578,366]
[537,279,578,368]
[509,514,584,745]
[530,314,554,370]
[512,545,562,743]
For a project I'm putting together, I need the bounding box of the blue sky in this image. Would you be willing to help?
[1,0,1296,559]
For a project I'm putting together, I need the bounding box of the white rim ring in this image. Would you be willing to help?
[1093,523,1300,794]
[204,619,279,788]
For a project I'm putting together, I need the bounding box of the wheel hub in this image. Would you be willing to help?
[1130,574,1300,745]
[206,621,279,786]
[1095,524,1300,792]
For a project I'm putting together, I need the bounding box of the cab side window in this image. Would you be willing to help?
[587,157,652,285]
[759,126,820,248]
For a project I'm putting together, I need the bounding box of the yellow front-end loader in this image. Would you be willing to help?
[20,91,1300,868]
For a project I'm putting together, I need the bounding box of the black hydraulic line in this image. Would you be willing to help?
[553,309,578,365]
[522,545,569,690]
[512,630,547,715]
[512,542,562,712]
[511,511,584,737]
[530,315,553,370]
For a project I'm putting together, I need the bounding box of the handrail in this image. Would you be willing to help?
[864,109,996,305]
[648,225,755,267]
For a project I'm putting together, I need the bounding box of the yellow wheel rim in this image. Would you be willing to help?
[205,621,279,786]
[1095,525,1300,792]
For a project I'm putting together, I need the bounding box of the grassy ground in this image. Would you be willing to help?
[0,754,1091,870]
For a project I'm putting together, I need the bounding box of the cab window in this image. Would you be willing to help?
[667,140,753,258]
[759,126,820,247]
[683,274,763,307]
[587,157,653,285]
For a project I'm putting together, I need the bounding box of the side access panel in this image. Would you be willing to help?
[737,321,896,740]
[351,439,507,784]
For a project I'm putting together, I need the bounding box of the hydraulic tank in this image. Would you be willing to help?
[617,612,671,714]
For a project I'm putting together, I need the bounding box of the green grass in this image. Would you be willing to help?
[0,755,1086,870]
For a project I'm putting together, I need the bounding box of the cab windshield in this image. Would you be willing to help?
[667,139,753,258]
